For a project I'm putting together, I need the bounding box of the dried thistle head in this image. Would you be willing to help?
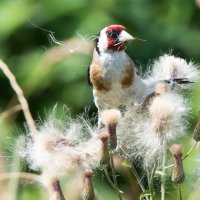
[100,109,121,149]
[99,131,109,142]
[84,170,94,178]
[149,93,187,137]
[25,114,101,177]
[151,54,199,86]
[83,170,95,200]
[98,132,110,167]
[170,144,184,156]
[100,109,122,128]
[27,129,82,177]
[193,119,200,141]
[117,90,189,169]
[170,144,185,183]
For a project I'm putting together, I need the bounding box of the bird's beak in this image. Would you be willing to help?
[118,30,134,42]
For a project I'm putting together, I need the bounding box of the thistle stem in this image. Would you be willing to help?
[178,185,182,200]
[103,166,123,194]
[161,144,166,200]
[50,179,65,200]
[149,163,156,191]
[146,164,156,200]
[119,147,146,192]
[130,163,146,192]
[109,152,123,200]
[183,141,197,160]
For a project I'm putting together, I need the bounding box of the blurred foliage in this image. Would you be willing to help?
[0,0,200,199]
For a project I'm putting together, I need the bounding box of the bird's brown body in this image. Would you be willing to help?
[90,50,135,92]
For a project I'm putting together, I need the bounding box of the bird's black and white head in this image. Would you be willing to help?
[95,25,134,54]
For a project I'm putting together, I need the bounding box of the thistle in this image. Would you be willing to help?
[193,118,200,141]
[150,54,199,90]
[170,144,185,183]
[83,170,95,200]
[100,109,121,150]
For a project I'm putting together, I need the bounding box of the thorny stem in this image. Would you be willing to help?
[109,152,123,200]
[103,166,123,194]
[0,60,36,138]
[165,141,198,170]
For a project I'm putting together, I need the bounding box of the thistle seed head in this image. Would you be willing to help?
[170,144,185,183]
[170,144,184,156]
[193,119,200,141]
[83,170,95,200]
[100,109,121,127]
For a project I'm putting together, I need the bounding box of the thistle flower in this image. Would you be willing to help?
[83,170,95,200]
[100,109,122,149]
[193,118,200,141]
[150,54,199,89]
[169,144,185,183]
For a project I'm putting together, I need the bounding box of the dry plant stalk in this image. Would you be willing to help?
[0,60,36,138]
[0,172,40,182]
[0,104,22,121]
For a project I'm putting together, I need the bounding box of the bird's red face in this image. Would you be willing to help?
[96,25,134,53]
[106,25,126,51]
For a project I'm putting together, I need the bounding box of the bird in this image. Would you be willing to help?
[88,24,151,124]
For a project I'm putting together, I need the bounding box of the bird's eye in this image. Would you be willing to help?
[106,30,113,37]
[106,30,120,38]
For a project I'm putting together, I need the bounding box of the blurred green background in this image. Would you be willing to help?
[0,0,200,199]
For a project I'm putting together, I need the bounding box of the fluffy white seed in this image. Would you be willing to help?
[25,115,101,178]
[151,54,199,87]
[100,109,122,126]
[117,92,189,168]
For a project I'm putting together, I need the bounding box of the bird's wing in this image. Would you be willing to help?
[88,49,101,87]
